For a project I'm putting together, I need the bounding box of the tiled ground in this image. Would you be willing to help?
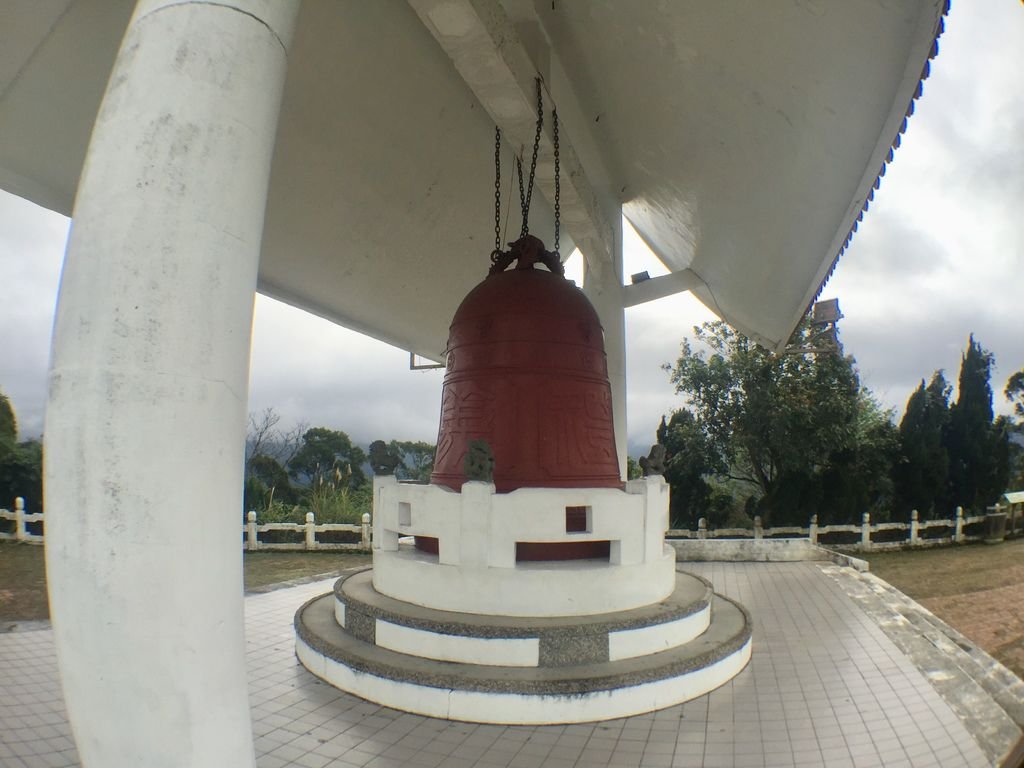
[0,563,999,767]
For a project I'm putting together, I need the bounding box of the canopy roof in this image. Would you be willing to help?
[0,0,945,356]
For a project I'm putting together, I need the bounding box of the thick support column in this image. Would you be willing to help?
[43,2,298,766]
[583,217,627,478]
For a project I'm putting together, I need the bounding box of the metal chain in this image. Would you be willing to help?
[523,79,544,236]
[553,107,560,257]
[493,125,502,255]
[516,156,526,233]
[498,80,557,251]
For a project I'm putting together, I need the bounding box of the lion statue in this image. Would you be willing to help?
[638,444,667,477]
[369,440,402,476]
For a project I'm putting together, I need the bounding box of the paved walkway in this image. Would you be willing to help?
[1,562,1018,767]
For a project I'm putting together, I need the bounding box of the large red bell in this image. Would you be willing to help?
[430,236,622,494]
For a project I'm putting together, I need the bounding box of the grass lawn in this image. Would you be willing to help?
[0,542,48,622]
[861,537,1024,599]
[862,537,1024,678]
[0,542,370,623]
[243,551,370,591]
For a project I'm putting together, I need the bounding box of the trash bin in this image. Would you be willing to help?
[984,511,1008,544]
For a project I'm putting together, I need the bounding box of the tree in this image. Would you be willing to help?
[289,427,367,489]
[246,408,307,473]
[946,335,1008,511]
[656,410,723,529]
[387,440,435,482]
[246,407,281,469]
[665,319,894,526]
[0,393,15,463]
[0,391,43,511]
[625,456,642,480]
[243,453,300,515]
[1004,370,1024,491]
[0,439,43,512]
[1007,369,1024,421]
[892,372,951,518]
[815,393,898,524]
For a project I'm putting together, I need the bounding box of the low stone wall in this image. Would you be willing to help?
[669,538,869,571]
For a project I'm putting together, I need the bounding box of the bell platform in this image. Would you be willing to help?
[294,475,752,724]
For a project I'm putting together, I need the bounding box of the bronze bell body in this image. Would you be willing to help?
[430,248,622,495]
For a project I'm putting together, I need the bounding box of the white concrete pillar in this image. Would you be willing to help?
[582,218,627,479]
[305,511,317,550]
[14,497,26,542]
[459,481,492,567]
[43,2,298,766]
[360,512,372,549]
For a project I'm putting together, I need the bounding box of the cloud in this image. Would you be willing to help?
[248,296,444,445]
[821,0,1024,421]
[0,193,68,438]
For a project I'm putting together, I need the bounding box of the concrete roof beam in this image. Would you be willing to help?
[409,0,616,267]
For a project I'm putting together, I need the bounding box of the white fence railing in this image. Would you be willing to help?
[0,498,43,543]
[667,503,1021,551]
[5,498,1020,554]
[244,510,371,551]
[0,498,371,551]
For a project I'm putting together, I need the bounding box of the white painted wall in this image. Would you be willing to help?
[42,2,298,766]
[374,620,540,667]
[607,610,710,662]
[371,475,675,616]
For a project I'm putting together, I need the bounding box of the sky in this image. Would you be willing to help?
[0,0,1021,460]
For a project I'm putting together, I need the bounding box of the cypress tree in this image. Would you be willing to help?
[946,335,1008,511]
[893,372,950,518]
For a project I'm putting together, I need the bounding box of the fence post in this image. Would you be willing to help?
[361,512,371,549]
[753,515,763,540]
[954,506,964,543]
[697,517,708,540]
[809,514,818,545]
[861,512,871,549]
[14,497,26,542]
[305,511,316,550]
[909,509,919,546]
[246,511,258,551]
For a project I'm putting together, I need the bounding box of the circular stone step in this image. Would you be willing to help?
[334,568,713,667]
[294,569,752,725]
